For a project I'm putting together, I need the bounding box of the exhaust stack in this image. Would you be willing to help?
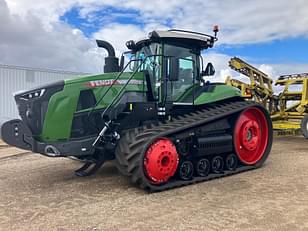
[96,40,120,73]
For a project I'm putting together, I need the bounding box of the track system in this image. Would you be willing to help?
[115,100,273,192]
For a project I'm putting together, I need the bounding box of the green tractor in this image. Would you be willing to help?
[1,28,273,191]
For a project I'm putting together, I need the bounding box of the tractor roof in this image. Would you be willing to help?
[128,29,217,51]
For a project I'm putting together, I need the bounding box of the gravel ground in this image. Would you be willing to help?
[0,137,308,231]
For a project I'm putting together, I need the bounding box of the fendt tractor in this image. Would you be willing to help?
[1,27,273,191]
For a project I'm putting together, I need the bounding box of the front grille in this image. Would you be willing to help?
[14,81,64,136]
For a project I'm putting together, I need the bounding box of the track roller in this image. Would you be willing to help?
[211,156,224,173]
[178,161,194,180]
[196,158,210,177]
[225,154,238,171]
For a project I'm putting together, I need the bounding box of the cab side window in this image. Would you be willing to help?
[164,44,196,102]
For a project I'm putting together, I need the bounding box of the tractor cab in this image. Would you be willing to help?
[125,29,218,104]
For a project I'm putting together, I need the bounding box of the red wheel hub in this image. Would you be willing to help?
[234,107,269,165]
[144,138,179,184]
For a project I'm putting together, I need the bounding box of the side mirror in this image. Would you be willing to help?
[202,62,215,76]
[169,57,179,81]
[126,40,137,50]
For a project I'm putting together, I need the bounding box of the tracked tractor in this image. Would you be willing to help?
[1,28,273,191]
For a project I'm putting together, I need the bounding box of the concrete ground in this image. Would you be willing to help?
[0,137,308,231]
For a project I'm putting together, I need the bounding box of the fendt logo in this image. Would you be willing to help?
[86,79,143,88]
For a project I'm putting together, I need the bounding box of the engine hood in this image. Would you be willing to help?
[14,71,145,142]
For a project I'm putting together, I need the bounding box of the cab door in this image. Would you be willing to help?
[162,44,197,105]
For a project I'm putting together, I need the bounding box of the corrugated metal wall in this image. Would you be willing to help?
[0,64,88,125]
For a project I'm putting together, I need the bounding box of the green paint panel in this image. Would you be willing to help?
[194,84,241,105]
[41,72,145,141]
[41,85,79,141]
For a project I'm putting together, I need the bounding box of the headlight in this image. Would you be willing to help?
[20,89,45,100]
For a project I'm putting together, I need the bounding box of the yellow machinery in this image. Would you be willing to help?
[226,57,275,113]
[226,57,308,138]
[272,74,308,137]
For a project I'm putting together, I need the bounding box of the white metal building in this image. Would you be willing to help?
[0,63,88,126]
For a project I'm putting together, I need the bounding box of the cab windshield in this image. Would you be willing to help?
[133,43,161,71]
[136,43,160,58]
[132,43,162,100]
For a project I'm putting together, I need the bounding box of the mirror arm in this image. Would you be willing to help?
[119,55,125,71]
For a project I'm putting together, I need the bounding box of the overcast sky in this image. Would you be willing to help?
[1,0,308,81]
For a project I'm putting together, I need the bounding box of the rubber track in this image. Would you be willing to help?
[115,100,260,192]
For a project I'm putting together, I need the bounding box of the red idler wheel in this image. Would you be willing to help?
[143,138,179,184]
[234,107,269,165]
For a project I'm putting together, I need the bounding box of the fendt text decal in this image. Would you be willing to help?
[86,79,143,88]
